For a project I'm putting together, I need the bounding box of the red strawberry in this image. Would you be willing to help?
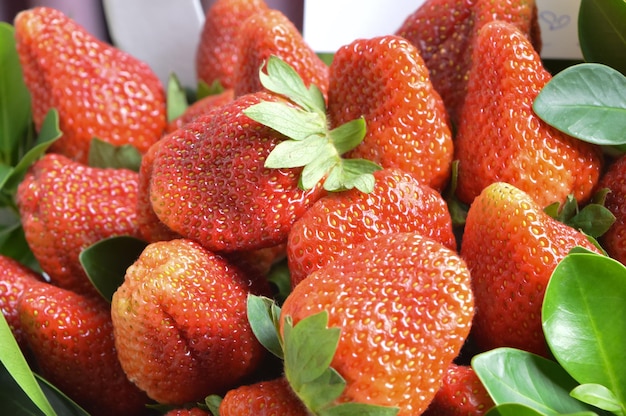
[461,182,603,357]
[219,377,308,416]
[166,89,235,134]
[279,232,474,415]
[14,7,166,164]
[287,168,457,287]
[327,35,453,191]
[0,255,43,350]
[196,0,269,90]
[454,20,603,207]
[598,155,626,265]
[164,409,210,416]
[110,238,270,405]
[16,153,143,296]
[395,0,541,124]
[19,281,150,416]
[423,363,494,416]
[148,91,324,253]
[233,8,329,99]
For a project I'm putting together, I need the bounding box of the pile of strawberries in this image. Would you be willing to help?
[2,0,625,415]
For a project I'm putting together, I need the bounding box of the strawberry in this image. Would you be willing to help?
[278,231,474,415]
[19,281,150,416]
[165,409,210,416]
[14,7,166,164]
[597,155,626,265]
[287,168,457,287]
[196,0,269,90]
[460,182,603,357]
[454,20,603,207]
[219,377,308,416]
[395,0,541,124]
[0,255,43,350]
[110,238,270,405]
[327,35,453,191]
[233,8,329,99]
[166,89,235,134]
[16,153,143,296]
[422,363,494,416]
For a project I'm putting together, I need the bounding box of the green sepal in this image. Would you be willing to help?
[196,79,225,101]
[167,72,189,122]
[246,294,284,359]
[204,394,223,416]
[245,101,327,140]
[543,194,615,238]
[323,159,380,193]
[87,138,142,172]
[265,135,330,169]
[329,117,367,155]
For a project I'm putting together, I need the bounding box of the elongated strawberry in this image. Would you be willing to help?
[233,8,329,99]
[110,238,270,405]
[219,377,308,416]
[278,232,474,415]
[395,0,541,124]
[454,20,603,207]
[461,182,603,356]
[19,281,150,416]
[598,155,626,265]
[16,153,143,296]
[287,168,457,287]
[422,363,494,416]
[14,7,166,164]
[196,0,269,90]
[327,35,453,191]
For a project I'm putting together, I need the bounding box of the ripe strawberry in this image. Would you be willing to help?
[454,20,603,207]
[287,168,457,287]
[0,255,43,350]
[327,35,453,191]
[164,409,210,416]
[166,89,235,134]
[422,363,494,416]
[16,153,143,296]
[110,238,270,405]
[461,182,603,357]
[196,0,269,90]
[14,7,166,164]
[148,90,324,253]
[598,155,626,265]
[395,0,541,124]
[219,377,308,416]
[279,232,475,415]
[233,9,329,99]
[19,281,150,416]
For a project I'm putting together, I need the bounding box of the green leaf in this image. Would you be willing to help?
[264,135,330,169]
[329,117,367,155]
[299,153,339,191]
[0,22,32,167]
[266,258,292,304]
[34,374,89,416]
[167,73,189,122]
[323,158,380,193]
[244,101,326,140]
[578,0,626,75]
[571,384,624,414]
[542,252,626,409]
[568,204,616,238]
[298,367,345,412]
[87,138,142,171]
[204,394,223,416]
[533,63,626,146]
[0,220,39,271]
[472,348,602,415]
[246,294,284,359]
[318,402,400,416]
[79,235,148,302]
[196,79,224,100]
[485,403,547,416]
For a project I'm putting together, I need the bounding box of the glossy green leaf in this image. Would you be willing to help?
[472,348,602,415]
[0,22,32,167]
[542,252,626,409]
[87,138,142,172]
[578,0,626,75]
[485,403,547,416]
[571,384,624,414]
[246,294,284,359]
[0,219,39,271]
[79,235,148,302]
[319,402,400,416]
[533,63,626,146]
[167,73,188,122]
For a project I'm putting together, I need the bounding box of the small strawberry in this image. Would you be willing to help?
[461,182,603,357]
[219,377,308,416]
[233,8,329,99]
[422,363,494,416]
[278,231,475,415]
[14,7,166,164]
[196,0,269,90]
[0,255,44,350]
[395,0,541,124]
[166,89,235,134]
[454,20,603,207]
[287,168,457,287]
[598,155,626,265]
[110,238,270,405]
[19,281,150,416]
[327,35,453,191]
[16,153,143,296]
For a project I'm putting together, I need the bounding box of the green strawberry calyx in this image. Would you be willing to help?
[247,294,399,416]
[243,55,382,194]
